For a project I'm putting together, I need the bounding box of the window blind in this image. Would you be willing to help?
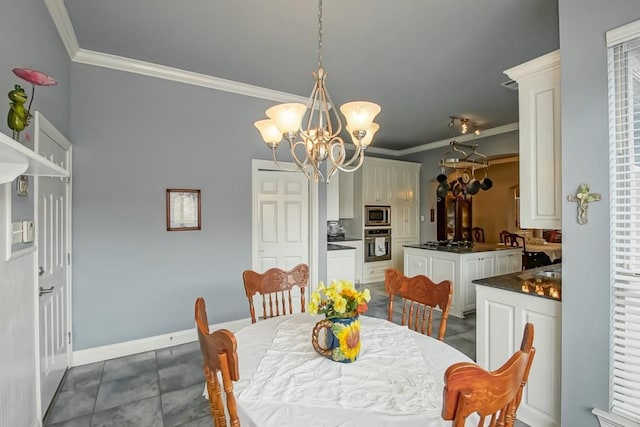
[609,25,640,424]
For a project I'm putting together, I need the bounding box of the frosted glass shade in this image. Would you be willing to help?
[254,119,282,146]
[266,103,306,134]
[348,122,379,148]
[340,101,381,131]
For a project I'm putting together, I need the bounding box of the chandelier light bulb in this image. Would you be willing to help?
[254,119,282,147]
[266,103,306,135]
[340,101,381,131]
[348,122,379,148]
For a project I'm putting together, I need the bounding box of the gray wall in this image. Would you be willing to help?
[0,0,70,237]
[70,63,317,349]
[559,1,640,425]
[400,131,519,242]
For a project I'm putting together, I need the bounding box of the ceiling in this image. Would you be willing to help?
[62,0,559,151]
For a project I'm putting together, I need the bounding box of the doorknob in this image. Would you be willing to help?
[39,286,54,296]
[38,266,45,276]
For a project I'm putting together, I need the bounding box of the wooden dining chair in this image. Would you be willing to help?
[441,323,535,427]
[384,268,453,340]
[194,297,241,427]
[471,227,485,243]
[243,263,309,323]
[499,230,511,244]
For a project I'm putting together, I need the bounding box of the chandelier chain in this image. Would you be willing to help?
[317,0,323,70]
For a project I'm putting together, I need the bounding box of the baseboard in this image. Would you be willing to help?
[72,317,252,366]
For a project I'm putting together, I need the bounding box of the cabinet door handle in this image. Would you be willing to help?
[39,286,54,296]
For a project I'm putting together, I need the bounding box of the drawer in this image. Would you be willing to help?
[363,261,392,283]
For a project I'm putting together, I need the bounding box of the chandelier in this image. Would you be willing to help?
[254,0,381,183]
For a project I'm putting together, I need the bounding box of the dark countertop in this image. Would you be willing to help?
[472,264,562,301]
[404,243,521,254]
[327,244,356,251]
[327,236,362,242]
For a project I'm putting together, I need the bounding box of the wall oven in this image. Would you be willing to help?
[364,228,392,262]
[365,205,391,227]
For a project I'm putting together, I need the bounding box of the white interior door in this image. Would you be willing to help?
[254,169,309,271]
[35,113,71,414]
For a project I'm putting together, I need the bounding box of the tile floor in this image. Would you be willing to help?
[44,281,520,426]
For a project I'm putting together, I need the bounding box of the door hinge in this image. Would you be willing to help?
[68,332,71,344]
[67,253,71,265]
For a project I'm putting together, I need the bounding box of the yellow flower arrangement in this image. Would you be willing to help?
[308,280,371,319]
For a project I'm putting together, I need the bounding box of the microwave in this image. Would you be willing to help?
[365,205,391,227]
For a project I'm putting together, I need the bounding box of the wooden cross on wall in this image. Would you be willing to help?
[567,184,601,225]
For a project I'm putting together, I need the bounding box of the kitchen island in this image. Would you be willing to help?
[403,243,522,318]
[472,264,561,427]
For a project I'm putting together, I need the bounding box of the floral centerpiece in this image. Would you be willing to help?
[308,280,371,318]
[309,280,371,363]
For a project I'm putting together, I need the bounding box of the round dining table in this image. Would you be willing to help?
[232,313,476,427]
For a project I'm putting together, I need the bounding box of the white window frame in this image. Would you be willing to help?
[594,18,640,427]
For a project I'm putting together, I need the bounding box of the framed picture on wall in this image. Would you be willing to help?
[166,189,201,231]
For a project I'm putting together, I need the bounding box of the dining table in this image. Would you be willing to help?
[231,313,476,427]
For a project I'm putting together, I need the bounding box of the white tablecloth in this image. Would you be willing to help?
[233,314,475,427]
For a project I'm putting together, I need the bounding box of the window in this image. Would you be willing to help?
[606,19,640,425]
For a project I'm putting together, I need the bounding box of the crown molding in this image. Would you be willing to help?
[504,50,560,82]
[367,122,519,157]
[45,0,309,104]
[44,0,80,59]
[73,49,310,104]
[46,0,519,154]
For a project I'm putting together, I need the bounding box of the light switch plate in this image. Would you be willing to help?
[22,220,34,243]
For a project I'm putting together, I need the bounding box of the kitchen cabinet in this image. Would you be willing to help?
[362,159,392,204]
[362,259,392,283]
[404,246,522,318]
[327,248,355,284]
[356,158,420,282]
[504,50,561,230]
[437,194,472,241]
[338,172,354,219]
[329,240,363,284]
[476,284,561,426]
[461,256,495,312]
[495,250,522,275]
[326,173,339,221]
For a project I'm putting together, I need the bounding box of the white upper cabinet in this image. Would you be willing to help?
[362,159,392,205]
[504,51,562,229]
[338,172,354,219]
[327,173,340,221]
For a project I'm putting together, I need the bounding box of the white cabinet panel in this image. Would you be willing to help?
[496,251,522,275]
[476,285,561,427]
[362,160,392,204]
[363,260,392,283]
[338,172,354,219]
[329,241,363,284]
[405,251,428,276]
[326,173,339,221]
[504,51,561,229]
[327,249,356,284]
[403,247,522,318]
